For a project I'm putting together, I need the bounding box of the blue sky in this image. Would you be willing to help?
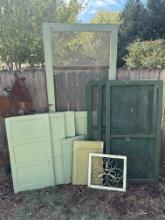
[77,0,147,22]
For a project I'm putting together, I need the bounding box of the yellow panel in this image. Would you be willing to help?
[72,141,103,185]
[62,135,85,184]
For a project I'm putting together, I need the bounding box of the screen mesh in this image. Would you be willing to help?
[51,31,110,66]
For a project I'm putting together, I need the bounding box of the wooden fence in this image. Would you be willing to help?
[0,67,165,169]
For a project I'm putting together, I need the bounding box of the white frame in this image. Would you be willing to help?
[88,153,127,192]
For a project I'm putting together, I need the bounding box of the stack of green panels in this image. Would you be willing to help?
[6,111,88,192]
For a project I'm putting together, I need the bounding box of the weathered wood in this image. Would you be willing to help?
[54,72,68,111]
[0,67,165,169]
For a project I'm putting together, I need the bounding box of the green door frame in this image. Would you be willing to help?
[106,80,163,183]
[43,23,119,112]
[87,80,106,141]
[87,79,163,182]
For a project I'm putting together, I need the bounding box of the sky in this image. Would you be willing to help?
[76,0,147,22]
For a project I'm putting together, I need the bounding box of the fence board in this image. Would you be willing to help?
[55,72,68,111]
[0,67,165,170]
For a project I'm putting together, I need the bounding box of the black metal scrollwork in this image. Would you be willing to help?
[92,158,123,187]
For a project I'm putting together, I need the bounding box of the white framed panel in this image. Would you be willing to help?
[88,153,127,192]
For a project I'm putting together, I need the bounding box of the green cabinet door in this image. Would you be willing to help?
[5,114,54,193]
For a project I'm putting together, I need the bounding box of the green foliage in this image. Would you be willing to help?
[118,0,165,67]
[125,39,165,69]
[147,0,165,39]
[51,10,121,66]
[90,11,121,24]
[1,0,165,69]
[0,0,83,69]
[52,31,110,66]
[118,0,149,67]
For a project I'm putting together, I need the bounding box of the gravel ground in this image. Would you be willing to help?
[0,165,165,220]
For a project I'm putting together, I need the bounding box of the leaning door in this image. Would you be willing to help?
[106,80,163,183]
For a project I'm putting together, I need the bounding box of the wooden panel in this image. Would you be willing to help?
[51,139,62,158]
[49,113,65,139]
[64,112,75,137]
[53,157,64,185]
[72,141,103,185]
[49,112,75,185]
[5,114,54,193]
[1,68,165,170]
[14,141,49,164]
[52,136,86,185]
[47,137,65,185]
[62,135,85,184]
[67,72,78,110]
[74,112,87,136]
[49,112,75,138]
[54,73,68,111]
[77,72,88,111]
[16,162,52,191]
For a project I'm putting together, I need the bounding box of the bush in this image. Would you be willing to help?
[125,39,165,69]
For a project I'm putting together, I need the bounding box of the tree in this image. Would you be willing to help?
[90,11,121,24]
[0,0,83,70]
[147,0,165,39]
[76,11,121,66]
[124,39,165,69]
[118,0,149,67]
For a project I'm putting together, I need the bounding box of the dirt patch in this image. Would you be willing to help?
[0,165,165,220]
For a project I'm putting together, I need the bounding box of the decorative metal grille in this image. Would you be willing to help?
[88,153,127,192]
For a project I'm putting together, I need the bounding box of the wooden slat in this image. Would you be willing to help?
[0,68,165,168]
